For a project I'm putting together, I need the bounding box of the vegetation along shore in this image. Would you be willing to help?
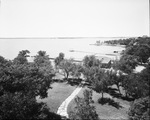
[0,36,150,120]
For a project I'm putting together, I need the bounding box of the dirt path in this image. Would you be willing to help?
[57,87,82,118]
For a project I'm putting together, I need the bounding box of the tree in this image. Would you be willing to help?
[134,44,150,64]
[13,50,30,64]
[69,89,99,120]
[82,55,102,83]
[34,51,50,65]
[58,59,74,80]
[92,68,109,100]
[34,51,55,77]
[120,37,150,66]
[128,96,150,120]
[54,52,65,67]
[0,56,8,64]
[122,70,149,99]
[109,37,150,74]
[125,43,150,64]
[0,52,60,119]
[138,63,150,97]
[108,70,125,94]
[83,55,101,68]
[71,63,83,79]
[118,55,138,74]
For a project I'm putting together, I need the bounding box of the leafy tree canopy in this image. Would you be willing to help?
[83,55,101,68]
[13,50,30,64]
[128,96,150,120]
[0,51,60,119]
[58,59,74,80]
[54,52,65,67]
[92,68,110,99]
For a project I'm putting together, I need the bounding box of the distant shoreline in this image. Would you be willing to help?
[0,36,135,39]
[89,43,126,48]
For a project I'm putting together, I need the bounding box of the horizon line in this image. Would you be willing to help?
[0,36,141,39]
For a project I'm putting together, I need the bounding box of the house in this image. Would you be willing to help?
[95,56,112,68]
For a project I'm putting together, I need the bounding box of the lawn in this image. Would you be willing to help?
[67,85,131,119]
[37,81,77,113]
[67,86,86,117]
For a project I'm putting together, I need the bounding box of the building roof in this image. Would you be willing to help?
[96,56,111,64]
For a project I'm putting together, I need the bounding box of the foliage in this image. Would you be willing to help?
[34,51,50,65]
[121,63,150,99]
[121,73,140,98]
[82,55,102,83]
[0,51,60,119]
[124,43,150,64]
[33,50,55,77]
[91,68,110,100]
[0,55,8,64]
[104,38,136,46]
[55,53,83,82]
[54,52,65,67]
[82,66,95,83]
[59,59,74,80]
[117,55,138,74]
[13,50,30,64]
[135,44,150,63]
[111,37,150,98]
[96,37,150,119]
[104,36,150,47]
[139,63,150,93]
[83,55,101,68]
[107,70,124,94]
[128,96,150,120]
[0,92,44,119]
[69,89,99,120]
[108,37,150,73]
[71,63,83,79]
[82,56,110,99]
[54,53,79,81]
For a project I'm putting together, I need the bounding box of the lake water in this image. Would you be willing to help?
[0,37,126,61]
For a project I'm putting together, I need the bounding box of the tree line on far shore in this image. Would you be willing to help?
[0,36,150,120]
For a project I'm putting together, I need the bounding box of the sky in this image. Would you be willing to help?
[0,0,149,37]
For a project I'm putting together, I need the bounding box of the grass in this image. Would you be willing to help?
[67,86,88,117]
[67,85,131,119]
[37,81,77,113]
[92,90,130,119]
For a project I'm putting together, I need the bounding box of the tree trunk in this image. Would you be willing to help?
[125,90,128,97]
[64,69,69,81]
[102,91,104,100]
[116,84,121,94]
[66,72,69,80]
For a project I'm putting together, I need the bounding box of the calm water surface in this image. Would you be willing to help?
[0,38,125,61]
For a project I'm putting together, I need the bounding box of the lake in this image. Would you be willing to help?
[0,37,126,61]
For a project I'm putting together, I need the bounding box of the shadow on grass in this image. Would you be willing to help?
[107,87,135,101]
[107,87,122,98]
[66,78,82,86]
[52,79,64,83]
[41,108,62,120]
[98,97,123,109]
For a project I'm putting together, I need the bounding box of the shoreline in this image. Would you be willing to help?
[89,43,126,48]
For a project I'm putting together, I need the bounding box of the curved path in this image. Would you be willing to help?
[57,86,82,118]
